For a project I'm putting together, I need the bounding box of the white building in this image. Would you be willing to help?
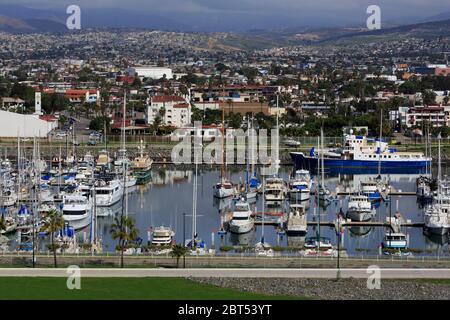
[0,110,57,137]
[147,95,191,128]
[128,66,173,80]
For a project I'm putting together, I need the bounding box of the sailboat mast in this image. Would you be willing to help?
[122,92,126,153]
[378,108,382,176]
[221,105,225,181]
[438,134,441,205]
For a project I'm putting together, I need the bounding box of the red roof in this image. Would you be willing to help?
[152,95,185,103]
[40,115,58,122]
[173,103,189,108]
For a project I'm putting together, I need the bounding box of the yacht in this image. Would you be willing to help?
[213,180,236,199]
[62,194,92,230]
[346,194,375,221]
[131,140,153,185]
[229,200,254,234]
[264,177,286,202]
[96,150,111,169]
[288,170,311,202]
[424,204,450,235]
[285,204,307,236]
[94,179,123,207]
[151,226,175,246]
[416,176,433,201]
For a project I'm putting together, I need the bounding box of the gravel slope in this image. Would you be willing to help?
[192,278,450,300]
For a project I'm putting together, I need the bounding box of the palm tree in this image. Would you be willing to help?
[110,215,139,268]
[40,209,65,268]
[0,216,6,234]
[171,244,188,268]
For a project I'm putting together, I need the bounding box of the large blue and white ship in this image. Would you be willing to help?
[290,130,431,174]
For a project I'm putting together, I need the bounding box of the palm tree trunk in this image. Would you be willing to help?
[121,240,124,268]
[52,234,57,268]
[176,257,180,268]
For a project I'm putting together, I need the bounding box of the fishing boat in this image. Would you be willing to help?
[346,194,375,222]
[360,180,383,201]
[94,179,123,207]
[62,194,92,230]
[416,176,433,201]
[291,130,431,174]
[285,204,307,236]
[151,226,175,245]
[131,140,153,185]
[228,200,254,234]
[288,169,311,202]
[382,232,408,250]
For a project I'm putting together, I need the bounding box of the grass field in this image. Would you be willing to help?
[0,277,300,300]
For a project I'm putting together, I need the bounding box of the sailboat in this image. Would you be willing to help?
[416,125,433,202]
[424,134,450,235]
[131,139,153,185]
[213,106,236,199]
[243,116,259,200]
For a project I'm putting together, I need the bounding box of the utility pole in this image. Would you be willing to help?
[183,212,186,269]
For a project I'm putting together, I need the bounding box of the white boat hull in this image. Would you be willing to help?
[229,221,254,234]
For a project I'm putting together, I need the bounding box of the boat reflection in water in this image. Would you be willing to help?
[229,228,256,246]
[213,197,233,212]
[348,226,374,238]
[287,235,306,247]
[424,230,449,248]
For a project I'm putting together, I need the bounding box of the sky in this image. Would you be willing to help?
[2,0,450,30]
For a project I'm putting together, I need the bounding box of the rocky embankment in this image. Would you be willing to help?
[192,277,450,300]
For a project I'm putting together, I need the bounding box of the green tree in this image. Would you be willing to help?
[40,209,65,268]
[89,116,111,131]
[110,215,139,268]
[171,244,188,268]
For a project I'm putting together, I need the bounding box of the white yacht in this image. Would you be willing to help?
[416,176,433,200]
[264,177,286,202]
[346,194,375,222]
[62,194,92,230]
[229,200,254,234]
[95,179,123,207]
[424,204,450,235]
[152,226,175,245]
[213,180,236,199]
[286,204,307,235]
[288,170,311,202]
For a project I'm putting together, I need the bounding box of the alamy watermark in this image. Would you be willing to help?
[366,5,381,30]
[171,121,280,176]
[366,265,381,289]
[66,5,81,30]
[66,265,81,290]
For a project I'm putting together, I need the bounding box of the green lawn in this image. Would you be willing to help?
[0,277,300,300]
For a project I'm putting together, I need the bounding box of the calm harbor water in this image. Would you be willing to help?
[94,164,450,256]
[6,164,450,256]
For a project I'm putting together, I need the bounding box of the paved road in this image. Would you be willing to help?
[2,268,450,279]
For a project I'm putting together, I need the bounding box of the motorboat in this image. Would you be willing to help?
[94,179,123,207]
[288,169,311,202]
[285,204,307,235]
[228,200,254,234]
[346,194,375,221]
[62,194,92,230]
[151,226,175,245]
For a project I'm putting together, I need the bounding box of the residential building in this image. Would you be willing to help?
[147,95,191,128]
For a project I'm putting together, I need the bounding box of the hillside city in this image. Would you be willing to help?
[0,29,449,141]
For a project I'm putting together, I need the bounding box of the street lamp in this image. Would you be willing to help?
[183,212,186,269]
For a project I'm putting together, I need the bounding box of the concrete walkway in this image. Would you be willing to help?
[1,268,450,279]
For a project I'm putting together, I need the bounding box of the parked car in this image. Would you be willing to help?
[87,140,97,146]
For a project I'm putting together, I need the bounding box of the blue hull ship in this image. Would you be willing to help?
[290,152,430,174]
[290,131,431,174]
